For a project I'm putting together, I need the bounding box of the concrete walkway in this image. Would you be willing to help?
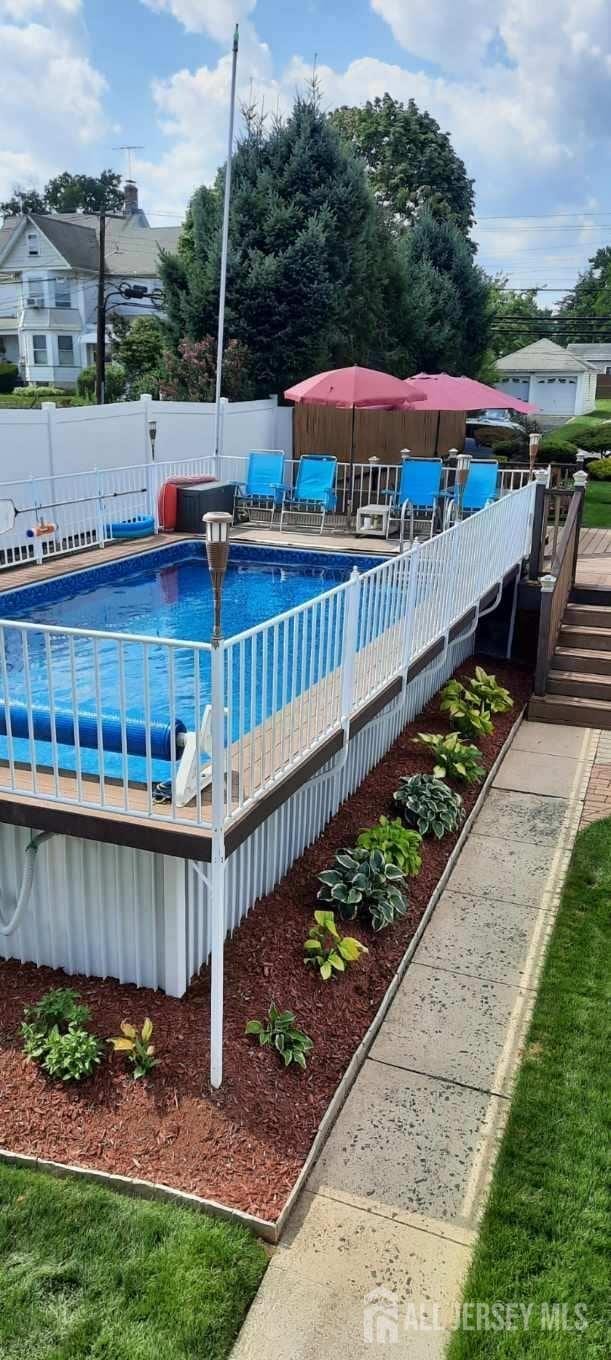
[231,719,599,1359]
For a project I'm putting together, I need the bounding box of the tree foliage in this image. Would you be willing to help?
[485,276,552,363]
[557,247,611,342]
[399,214,490,375]
[111,316,164,389]
[0,170,124,219]
[160,94,410,396]
[161,337,254,402]
[330,95,475,235]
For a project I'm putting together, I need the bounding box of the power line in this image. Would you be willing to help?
[476,210,611,221]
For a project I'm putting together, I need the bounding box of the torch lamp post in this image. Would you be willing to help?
[454,451,472,520]
[148,419,157,463]
[203,510,232,1087]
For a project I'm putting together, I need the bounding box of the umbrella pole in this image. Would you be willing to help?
[348,405,356,528]
[435,409,441,455]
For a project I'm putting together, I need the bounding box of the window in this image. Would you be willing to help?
[57,335,74,367]
[32,334,47,366]
[26,231,39,257]
[25,278,44,307]
[53,278,71,309]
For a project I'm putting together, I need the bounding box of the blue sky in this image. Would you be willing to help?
[2,0,611,301]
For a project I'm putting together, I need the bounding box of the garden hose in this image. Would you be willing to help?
[0,831,55,936]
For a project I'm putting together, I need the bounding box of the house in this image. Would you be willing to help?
[495,338,597,424]
[0,182,179,389]
[566,343,611,375]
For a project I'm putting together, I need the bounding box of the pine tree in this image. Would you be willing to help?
[399,214,490,374]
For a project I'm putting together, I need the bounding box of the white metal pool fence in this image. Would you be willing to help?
[0,453,534,570]
[0,481,537,833]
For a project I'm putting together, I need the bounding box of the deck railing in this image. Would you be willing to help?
[534,484,585,695]
[0,456,534,570]
[0,481,536,830]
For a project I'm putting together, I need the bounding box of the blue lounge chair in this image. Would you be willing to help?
[279,455,337,534]
[442,460,499,526]
[384,458,443,547]
[237,450,286,521]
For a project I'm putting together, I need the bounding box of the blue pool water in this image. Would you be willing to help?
[0,541,385,781]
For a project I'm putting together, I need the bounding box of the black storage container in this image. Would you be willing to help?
[175,481,237,532]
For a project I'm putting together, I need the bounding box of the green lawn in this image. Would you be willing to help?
[582,480,611,529]
[0,1164,267,1359]
[447,817,611,1358]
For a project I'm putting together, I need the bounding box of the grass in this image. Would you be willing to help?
[0,1164,267,1359]
[447,817,611,1358]
[582,480,611,529]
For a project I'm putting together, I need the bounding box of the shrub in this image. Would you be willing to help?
[589,457,611,481]
[466,665,513,714]
[107,1018,158,1078]
[538,438,578,463]
[440,679,493,739]
[0,360,18,393]
[41,1025,103,1082]
[356,817,422,876]
[487,437,528,462]
[245,1004,313,1069]
[77,362,126,404]
[23,986,90,1036]
[304,909,368,980]
[393,773,464,839]
[415,731,486,783]
[317,848,407,931]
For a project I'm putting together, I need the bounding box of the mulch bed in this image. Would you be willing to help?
[0,657,532,1222]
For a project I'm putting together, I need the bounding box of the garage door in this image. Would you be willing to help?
[531,377,576,415]
[498,377,530,402]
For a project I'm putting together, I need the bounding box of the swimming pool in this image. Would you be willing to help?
[0,541,386,781]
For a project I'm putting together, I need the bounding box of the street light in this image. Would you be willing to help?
[203,511,232,640]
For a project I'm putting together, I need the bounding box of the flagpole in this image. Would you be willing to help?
[213,24,239,476]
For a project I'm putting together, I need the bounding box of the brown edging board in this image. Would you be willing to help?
[0,702,525,1244]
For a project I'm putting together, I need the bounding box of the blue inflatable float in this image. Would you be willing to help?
[106,515,155,540]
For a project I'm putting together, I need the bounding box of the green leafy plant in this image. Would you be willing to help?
[40,1025,103,1082]
[393,772,465,838]
[107,1019,158,1079]
[440,679,493,738]
[21,987,102,1082]
[589,456,611,481]
[317,848,407,931]
[415,731,485,783]
[304,909,368,980]
[356,817,422,876]
[466,666,513,715]
[245,1004,313,1069]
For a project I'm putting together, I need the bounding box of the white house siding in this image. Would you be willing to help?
[2,225,67,273]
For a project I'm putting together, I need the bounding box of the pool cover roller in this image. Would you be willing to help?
[0,701,186,761]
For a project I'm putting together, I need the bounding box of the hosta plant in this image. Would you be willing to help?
[41,1025,103,1082]
[108,1018,158,1079]
[393,773,465,839]
[245,1004,313,1069]
[317,848,407,931]
[415,731,485,784]
[356,817,422,876]
[440,679,494,739]
[304,909,368,981]
[466,666,513,715]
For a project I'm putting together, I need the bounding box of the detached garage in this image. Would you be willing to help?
[495,338,597,424]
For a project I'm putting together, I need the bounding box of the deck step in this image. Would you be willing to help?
[551,647,611,676]
[563,602,611,630]
[528,693,611,730]
[571,585,611,608]
[559,625,611,653]
[547,669,611,702]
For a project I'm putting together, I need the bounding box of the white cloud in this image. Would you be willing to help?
[371,0,496,69]
[0,6,109,203]
[141,0,256,44]
[0,0,81,16]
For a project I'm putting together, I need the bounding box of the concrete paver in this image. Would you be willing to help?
[370,964,533,1096]
[308,1060,507,1233]
[413,889,554,990]
[511,720,593,760]
[445,833,560,909]
[473,788,569,845]
[493,747,590,798]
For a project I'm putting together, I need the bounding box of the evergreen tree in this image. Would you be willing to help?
[399,214,490,374]
[160,94,405,395]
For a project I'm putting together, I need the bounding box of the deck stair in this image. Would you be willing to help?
[529,587,611,728]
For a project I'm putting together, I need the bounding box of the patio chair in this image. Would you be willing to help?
[236,450,286,523]
[383,458,443,547]
[278,455,337,534]
[442,460,499,527]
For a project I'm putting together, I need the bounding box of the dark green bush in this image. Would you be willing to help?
[538,438,578,462]
[487,438,528,462]
[77,362,126,404]
[0,361,18,393]
[577,426,611,454]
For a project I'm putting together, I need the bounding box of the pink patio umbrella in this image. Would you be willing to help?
[406,372,539,415]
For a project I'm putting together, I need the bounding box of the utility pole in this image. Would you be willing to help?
[213,24,239,474]
[95,210,106,405]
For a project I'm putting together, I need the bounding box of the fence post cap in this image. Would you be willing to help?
[540,573,556,592]
[139,393,152,402]
[535,467,548,484]
[40,401,56,410]
[573,469,588,488]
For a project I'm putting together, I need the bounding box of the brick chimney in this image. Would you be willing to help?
[123,180,139,216]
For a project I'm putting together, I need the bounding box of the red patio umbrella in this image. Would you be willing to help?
[405,372,538,414]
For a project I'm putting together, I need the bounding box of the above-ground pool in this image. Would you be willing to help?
[0,541,386,781]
